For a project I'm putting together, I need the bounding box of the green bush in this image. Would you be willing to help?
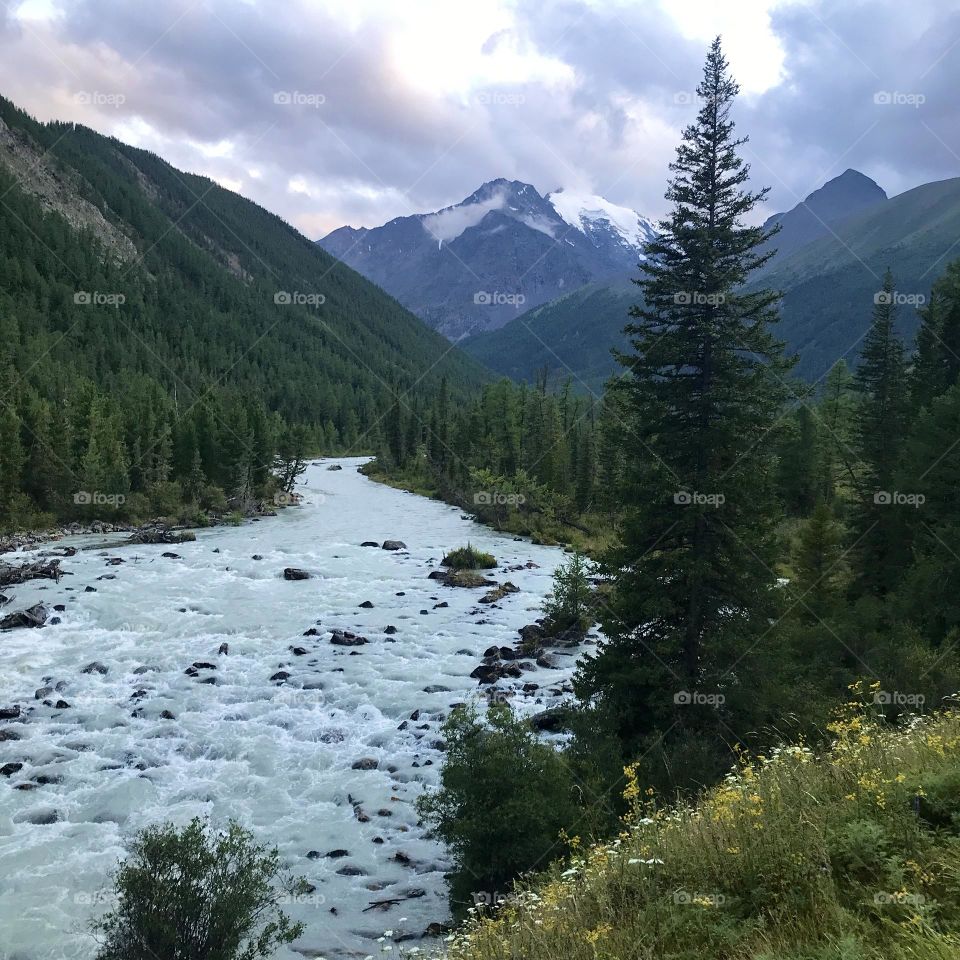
[417,703,580,915]
[90,817,306,960]
[442,543,497,570]
[542,551,594,633]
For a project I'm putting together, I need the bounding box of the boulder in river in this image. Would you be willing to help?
[381,540,406,551]
[530,707,572,732]
[327,464,343,471]
[330,630,368,646]
[0,705,21,720]
[81,661,109,675]
[360,541,379,548]
[0,603,49,630]
[283,568,312,581]
[351,757,378,770]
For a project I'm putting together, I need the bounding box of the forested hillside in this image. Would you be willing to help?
[0,96,485,531]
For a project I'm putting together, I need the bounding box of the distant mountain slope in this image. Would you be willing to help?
[317,179,655,339]
[757,168,887,267]
[462,279,635,394]
[465,172,960,386]
[0,94,486,436]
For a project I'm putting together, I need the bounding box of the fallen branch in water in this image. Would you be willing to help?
[0,558,63,588]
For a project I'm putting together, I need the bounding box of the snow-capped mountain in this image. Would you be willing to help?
[318,179,655,339]
[548,189,658,257]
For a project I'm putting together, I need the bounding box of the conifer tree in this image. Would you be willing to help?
[575,38,793,755]
[851,268,909,597]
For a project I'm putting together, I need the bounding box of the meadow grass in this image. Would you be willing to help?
[425,687,960,960]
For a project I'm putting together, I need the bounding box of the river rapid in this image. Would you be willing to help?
[0,458,584,959]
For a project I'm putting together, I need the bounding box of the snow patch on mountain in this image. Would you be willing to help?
[548,189,656,253]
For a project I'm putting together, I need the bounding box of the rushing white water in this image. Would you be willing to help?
[0,459,584,959]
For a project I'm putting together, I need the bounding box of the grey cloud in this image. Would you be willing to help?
[0,0,957,239]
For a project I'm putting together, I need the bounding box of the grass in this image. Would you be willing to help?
[426,688,960,960]
[442,544,498,570]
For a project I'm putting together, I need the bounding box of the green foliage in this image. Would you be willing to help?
[442,543,497,570]
[542,551,594,633]
[90,818,306,960]
[417,703,580,915]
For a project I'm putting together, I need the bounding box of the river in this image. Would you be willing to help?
[0,458,583,959]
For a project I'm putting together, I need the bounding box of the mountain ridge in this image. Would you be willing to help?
[317,179,655,339]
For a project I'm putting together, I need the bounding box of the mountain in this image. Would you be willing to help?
[0,94,486,527]
[317,180,655,339]
[464,171,960,386]
[757,168,887,267]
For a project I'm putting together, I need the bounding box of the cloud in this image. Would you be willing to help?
[422,189,508,243]
[0,0,957,240]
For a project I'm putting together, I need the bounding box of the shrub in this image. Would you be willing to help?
[417,703,580,916]
[542,551,594,633]
[90,817,306,960]
[442,543,497,570]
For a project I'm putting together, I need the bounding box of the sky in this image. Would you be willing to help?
[1,0,958,238]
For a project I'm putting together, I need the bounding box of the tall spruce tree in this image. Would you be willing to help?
[851,268,909,597]
[575,38,793,758]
